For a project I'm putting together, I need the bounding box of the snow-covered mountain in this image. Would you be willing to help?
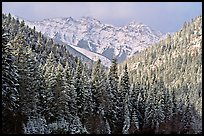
[23,16,165,66]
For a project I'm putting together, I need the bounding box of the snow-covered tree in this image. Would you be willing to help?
[136,84,146,131]
[144,80,165,133]
[54,62,66,120]
[11,33,40,123]
[120,64,131,133]
[23,115,47,134]
[91,59,104,115]
[24,48,41,117]
[63,61,77,116]
[73,58,84,118]
[2,12,202,134]
[120,64,130,99]
[170,87,178,133]
[128,109,140,134]
[122,92,131,134]
[159,79,172,133]
[106,58,120,133]
[2,28,21,134]
[80,64,92,130]
[181,94,193,134]
[41,52,57,123]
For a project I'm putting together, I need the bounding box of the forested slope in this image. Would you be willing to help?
[119,15,202,134]
[2,13,202,134]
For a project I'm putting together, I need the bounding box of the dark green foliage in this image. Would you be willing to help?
[2,27,22,134]
[2,13,202,134]
[120,15,202,134]
[106,58,121,133]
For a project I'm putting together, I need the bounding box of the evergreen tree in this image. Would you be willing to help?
[159,79,172,133]
[120,64,131,133]
[2,13,202,134]
[61,61,85,133]
[23,115,48,134]
[128,109,140,134]
[11,33,36,123]
[144,80,165,133]
[106,58,120,133]
[73,58,84,119]
[91,59,104,115]
[120,64,130,101]
[181,94,193,134]
[122,92,130,134]
[63,61,77,116]
[54,62,66,120]
[136,84,146,131]
[90,59,110,133]
[171,87,178,133]
[25,48,41,117]
[42,52,57,123]
[35,63,46,118]
[2,28,21,134]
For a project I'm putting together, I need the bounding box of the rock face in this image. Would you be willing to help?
[24,16,164,66]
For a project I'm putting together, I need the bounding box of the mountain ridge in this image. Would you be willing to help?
[21,15,166,65]
[10,14,167,66]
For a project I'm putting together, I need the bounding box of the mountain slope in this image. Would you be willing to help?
[10,15,94,65]
[23,16,165,64]
[69,44,111,67]
[119,15,202,133]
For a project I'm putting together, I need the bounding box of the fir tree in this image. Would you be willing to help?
[42,52,57,123]
[11,33,36,123]
[63,61,77,116]
[106,58,120,133]
[73,58,84,119]
[91,59,104,115]
[54,62,66,120]
[2,28,21,134]
[120,64,130,133]
[181,94,193,134]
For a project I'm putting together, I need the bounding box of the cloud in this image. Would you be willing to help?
[86,2,134,19]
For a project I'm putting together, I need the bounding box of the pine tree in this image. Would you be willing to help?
[171,87,178,133]
[128,109,140,134]
[159,79,172,133]
[144,80,165,133]
[136,83,146,131]
[61,61,85,133]
[35,63,46,118]
[120,64,131,133]
[177,93,185,134]
[106,58,120,133]
[130,83,139,110]
[90,59,111,133]
[25,48,40,117]
[144,84,155,132]
[42,52,57,123]
[122,92,130,134]
[181,94,193,134]
[63,61,77,116]
[54,62,66,120]
[154,95,165,134]
[81,64,92,132]
[2,28,21,134]
[11,33,36,124]
[23,115,48,134]
[91,59,104,115]
[120,64,130,101]
[73,58,84,119]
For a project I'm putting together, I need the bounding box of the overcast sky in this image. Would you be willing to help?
[2,2,202,33]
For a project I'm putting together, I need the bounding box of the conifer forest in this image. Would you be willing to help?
[2,13,202,134]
